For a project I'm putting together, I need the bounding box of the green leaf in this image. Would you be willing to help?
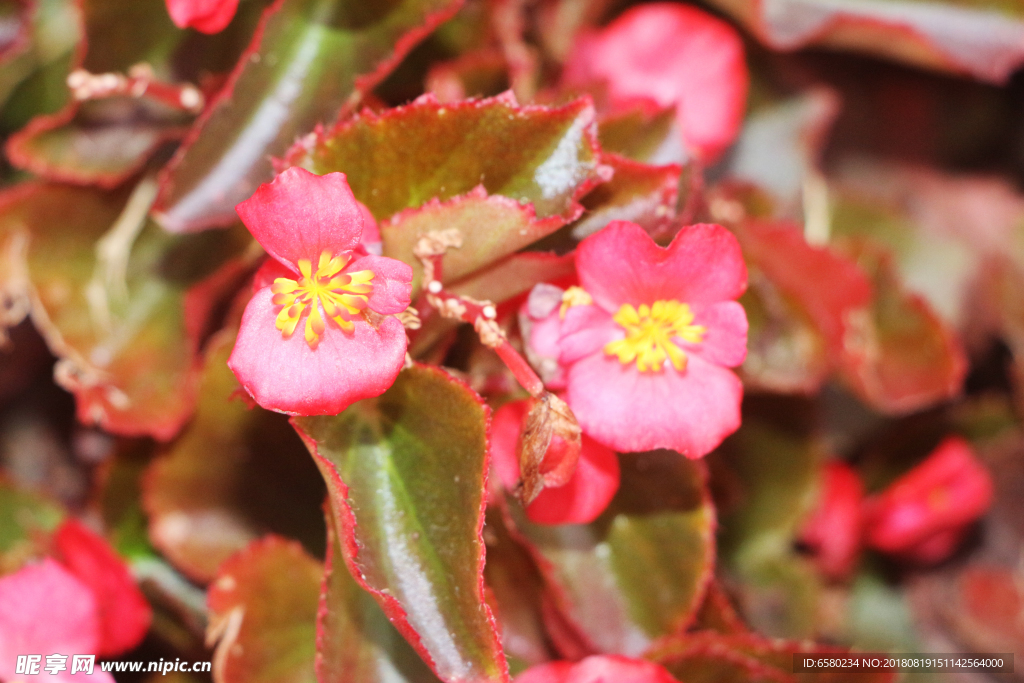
[572,153,681,240]
[318,502,443,682]
[154,0,464,232]
[207,536,321,683]
[597,103,679,164]
[0,181,249,439]
[702,0,1024,83]
[0,480,63,573]
[145,329,327,582]
[293,364,509,683]
[508,451,715,656]
[288,93,602,224]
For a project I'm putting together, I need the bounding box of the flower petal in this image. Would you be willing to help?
[688,300,748,368]
[516,655,679,683]
[251,257,295,293]
[577,221,746,311]
[566,352,742,457]
[0,560,115,682]
[228,288,408,415]
[166,0,239,33]
[235,167,364,271]
[490,400,620,525]
[348,254,413,315]
[558,304,619,365]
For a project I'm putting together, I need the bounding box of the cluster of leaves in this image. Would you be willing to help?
[1,0,1024,682]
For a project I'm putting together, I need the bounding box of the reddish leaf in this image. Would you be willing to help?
[293,365,509,683]
[208,536,321,683]
[689,581,747,636]
[572,154,681,240]
[0,0,31,65]
[154,0,464,232]
[449,252,576,309]
[508,451,715,656]
[53,519,152,656]
[317,504,442,682]
[702,0,1024,83]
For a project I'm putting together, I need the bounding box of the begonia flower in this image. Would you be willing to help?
[228,167,413,415]
[799,461,865,580]
[0,560,115,683]
[165,0,239,34]
[562,2,748,161]
[491,398,620,525]
[526,221,747,457]
[516,655,679,683]
[53,520,151,657]
[863,436,993,564]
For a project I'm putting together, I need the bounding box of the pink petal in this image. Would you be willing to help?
[251,257,293,293]
[357,200,383,255]
[348,254,413,315]
[516,655,679,683]
[490,400,620,525]
[522,284,570,389]
[53,520,151,657]
[566,352,742,457]
[235,168,364,271]
[557,304,618,365]
[165,0,239,33]
[228,288,408,415]
[688,300,748,368]
[562,3,747,160]
[576,222,747,311]
[0,560,115,683]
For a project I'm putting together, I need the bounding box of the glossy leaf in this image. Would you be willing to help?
[571,154,681,240]
[508,451,715,656]
[293,365,509,683]
[155,0,464,232]
[144,328,328,582]
[0,181,249,439]
[287,93,603,225]
[317,503,443,683]
[207,536,320,683]
[702,0,1024,84]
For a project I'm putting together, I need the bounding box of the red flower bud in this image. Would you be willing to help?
[800,461,864,580]
[863,436,993,564]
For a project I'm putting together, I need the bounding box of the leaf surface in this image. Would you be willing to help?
[155,0,464,232]
[293,365,509,683]
[508,451,715,656]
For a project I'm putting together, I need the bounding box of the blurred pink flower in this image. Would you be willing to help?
[165,0,239,33]
[527,221,747,457]
[491,398,620,525]
[516,655,679,683]
[228,167,412,415]
[562,3,748,161]
[800,461,865,580]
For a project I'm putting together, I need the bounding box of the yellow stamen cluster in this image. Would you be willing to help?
[605,300,706,372]
[270,250,374,349]
[559,285,593,318]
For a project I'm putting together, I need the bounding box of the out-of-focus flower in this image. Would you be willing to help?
[799,461,865,580]
[165,0,239,34]
[863,436,993,564]
[228,167,412,415]
[491,398,620,525]
[52,520,151,657]
[562,2,748,161]
[526,221,747,457]
[516,655,679,683]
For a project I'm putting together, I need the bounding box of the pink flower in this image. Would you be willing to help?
[165,0,239,33]
[228,167,412,415]
[562,3,748,161]
[799,461,865,580]
[0,560,115,682]
[516,655,679,683]
[491,398,620,525]
[863,436,993,564]
[527,221,747,457]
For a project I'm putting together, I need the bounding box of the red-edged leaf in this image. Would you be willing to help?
[0,181,249,439]
[207,536,320,683]
[449,252,576,308]
[689,581,747,635]
[52,519,152,656]
[597,102,680,164]
[837,241,967,414]
[572,154,681,240]
[507,451,715,657]
[293,364,509,683]
[144,327,327,582]
[703,0,1024,84]
[318,504,443,682]
[154,0,464,232]
[0,0,31,65]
